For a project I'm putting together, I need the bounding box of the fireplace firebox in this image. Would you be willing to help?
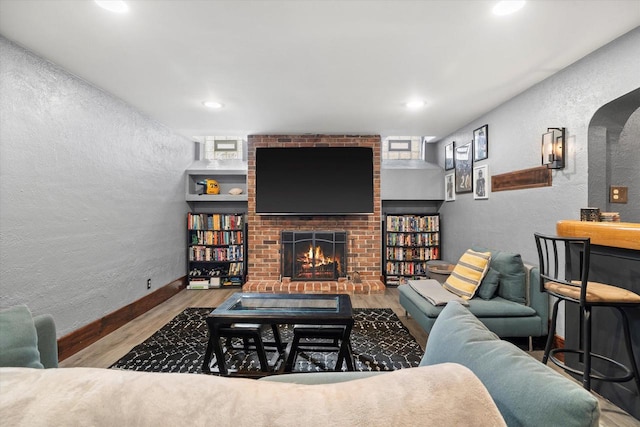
[281,231,347,281]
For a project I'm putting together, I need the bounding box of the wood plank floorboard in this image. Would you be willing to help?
[60,288,637,427]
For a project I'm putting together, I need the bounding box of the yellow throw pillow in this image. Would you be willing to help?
[443,249,492,300]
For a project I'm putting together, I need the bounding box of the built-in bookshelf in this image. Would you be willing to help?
[383,214,440,286]
[187,213,247,289]
[185,168,247,202]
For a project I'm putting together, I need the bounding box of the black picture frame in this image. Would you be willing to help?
[473,164,489,200]
[473,124,489,161]
[445,142,455,170]
[455,141,473,194]
[445,172,456,201]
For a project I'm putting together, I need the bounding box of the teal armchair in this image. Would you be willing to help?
[0,305,58,369]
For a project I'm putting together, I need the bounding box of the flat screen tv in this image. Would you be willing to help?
[255,147,374,215]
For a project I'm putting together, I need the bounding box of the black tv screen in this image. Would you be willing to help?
[255,147,374,215]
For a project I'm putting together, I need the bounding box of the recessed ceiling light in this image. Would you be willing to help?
[406,100,425,110]
[95,0,129,13]
[203,101,224,109]
[493,1,526,16]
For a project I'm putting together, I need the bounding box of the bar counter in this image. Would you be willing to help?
[556,219,640,419]
[557,220,640,250]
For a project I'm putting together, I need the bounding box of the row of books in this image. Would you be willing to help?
[386,215,439,233]
[227,262,244,276]
[187,213,244,231]
[189,230,243,246]
[386,232,439,247]
[386,246,440,261]
[386,261,430,276]
[189,245,244,262]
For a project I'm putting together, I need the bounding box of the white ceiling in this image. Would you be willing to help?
[1,0,639,141]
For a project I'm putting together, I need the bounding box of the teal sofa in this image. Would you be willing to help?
[399,249,549,340]
[264,302,600,427]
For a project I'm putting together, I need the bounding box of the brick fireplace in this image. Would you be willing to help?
[243,135,384,294]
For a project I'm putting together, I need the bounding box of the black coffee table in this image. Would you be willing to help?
[202,293,354,376]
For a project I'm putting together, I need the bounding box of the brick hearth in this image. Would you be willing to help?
[246,135,384,294]
[242,279,385,295]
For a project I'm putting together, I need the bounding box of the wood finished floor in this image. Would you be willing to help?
[60,288,639,427]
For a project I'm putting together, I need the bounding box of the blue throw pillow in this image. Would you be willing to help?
[472,246,526,304]
[0,305,44,369]
[477,267,500,300]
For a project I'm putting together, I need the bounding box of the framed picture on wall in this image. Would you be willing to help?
[445,172,456,201]
[473,165,489,200]
[445,142,455,170]
[455,141,473,194]
[473,124,488,161]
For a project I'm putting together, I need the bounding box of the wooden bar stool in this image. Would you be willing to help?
[284,324,353,372]
[534,232,640,392]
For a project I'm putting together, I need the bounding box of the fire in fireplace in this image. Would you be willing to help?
[281,231,347,281]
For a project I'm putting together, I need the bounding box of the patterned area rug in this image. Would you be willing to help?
[110,308,423,374]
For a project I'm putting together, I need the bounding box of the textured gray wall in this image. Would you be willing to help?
[381,160,444,200]
[0,37,193,337]
[436,28,640,337]
[610,107,640,221]
[437,28,640,266]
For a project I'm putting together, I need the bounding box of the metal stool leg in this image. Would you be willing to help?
[543,299,561,365]
[583,306,592,391]
[619,308,640,394]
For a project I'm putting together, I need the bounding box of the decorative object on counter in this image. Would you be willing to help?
[600,212,621,222]
[228,187,243,195]
[473,124,488,161]
[541,127,566,169]
[580,207,601,222]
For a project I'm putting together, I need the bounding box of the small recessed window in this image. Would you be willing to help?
[388,140,411,152]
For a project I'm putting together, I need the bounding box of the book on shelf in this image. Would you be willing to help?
[187,213,244,231]
[386,214,439,233]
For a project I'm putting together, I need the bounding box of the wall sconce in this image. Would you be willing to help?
[541,127,565,169]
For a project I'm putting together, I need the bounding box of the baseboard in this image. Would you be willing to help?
[57,276,187,361]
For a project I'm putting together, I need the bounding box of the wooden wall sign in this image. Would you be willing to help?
[491,166,552,192]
